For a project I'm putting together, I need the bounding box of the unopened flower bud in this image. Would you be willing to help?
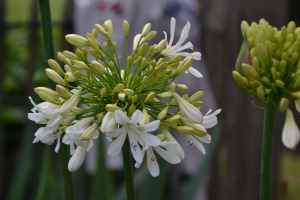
[257,85,265,101]
[106,104,123,112]
[169,55,184,64]
[81,123,98,140]
[100,88,106,98]
[45,68,66,86]
[118,92,126,101]
[97,113,104,122]
[275,79,285,88]
[164,115,181,127]
[171,126,194,135]
[34,87,59,100]
[158,107,168,120]
[128,104,136,116]
[74,61,88,70]
[95,24,108,35]
[232,70,249,90]
[56,85,71,100]
[104,19,113,39]
[144,31,157,42]
[38,92,58,104]
[113,84,124,93]
[154,39,167,54]
[65,72,77,82]
[131,95,138,104]
[157,92,173,98]
[65,34,89,46]
[181,118,207,137]
[256,43,270,66]
[157,134,166,142]
[91,60,106,74]
[142,76,148,87]
[57,52,68,63]
[174,56,193,76]
[242,63,259,79]
[192,101,203,107]
[70,107,83,114]
[176,84,188,92]
[144,92,155,102]
[279,98,289,112]
[141,23,151,37]
[155,62,167,72]
[170,82,176,92]
[123,20,129,36]
[291,91,300,99]
[187,91,204,103]
[122,89,134,96]
[63,50,79,60]
[48,59,64,76]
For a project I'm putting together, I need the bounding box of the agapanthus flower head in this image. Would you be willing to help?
[28,18,220,175]
[233,18,300,150]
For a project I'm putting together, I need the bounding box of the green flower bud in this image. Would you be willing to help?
[164,115,181,127]
[65,72,77,82]
[192,101,203,107]
[56,85,71,100]
[156,134,166,142]
[144,31,157,42]
[257,85,265,101]
[92,29,98,38]
[122,89,134,96]
[81,123,98,141]
[118,92,126,101]
[38,92,58,104]
[256,43,270,66]
[48,59,65,76]
[91,60,106,74]
[279,98,289,112]
[175,56,193,76]
[169,55,184,64]
[74,61,88,70]
[63,50,79,60]
[176,84,188,92]
[34,87,59,100]
[123,20,129,36]
[128,104,136,116]
[106,104,123,112]
[100,88,106,98]
[131,95,138,104]
[171,126,194,135]
[154,39,167,54]
[158,107,168,120]
[187,91,204,103]
[70,107,83,114]
[157,92,173,98]
[241,21,251,38]
[95,24,108,35]
[65,34,89,46]
[45,68,66,86]
[275,80,285,88]
[141,23,151,36]
[89,49,101,60]
[97,113,104,123]
[113,84,124,93]
[144,92,155,102]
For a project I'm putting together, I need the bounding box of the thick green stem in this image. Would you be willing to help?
[260,103,275,200]
[122,137,136,200]
[38,0,76,199]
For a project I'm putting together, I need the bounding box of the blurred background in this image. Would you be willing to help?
[1,0,300,199]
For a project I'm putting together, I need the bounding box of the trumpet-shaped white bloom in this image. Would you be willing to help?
[282,109,300,150]
[63,117,97,155]
[106,110,161,163]
[173,92,203,124]
[33,127,63,152]
[161,126,185,160]
[185,109,221,154]
[29,89,81,133]
[161,17,201,60]
[135,142,181,177]
[68,146,88,172]
[100,111,117,133]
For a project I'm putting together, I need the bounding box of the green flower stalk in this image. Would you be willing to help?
[233,19,300,200]
[28,17,221,199]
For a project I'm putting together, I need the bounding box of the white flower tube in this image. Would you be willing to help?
[173,93,203,124]
[282,109,300,150]
[68,146,88,172]
[100,112,117,133]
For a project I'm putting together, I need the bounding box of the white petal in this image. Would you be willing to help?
[131,125,161,146]
[101,112,116,133]
[137,120,160,132]
[135,162,142,169]
[173,21,190,50]
[187,135,206,154]
[146,148,160,177]
[106,127,124,137]
[131,110,143,124]
[162,127,185,160]
[153,146,181,164]
[28,113,47,124]
[163,31,168,47]
[282,110,300,149]
[173,42,193,53]
[128,129,143,163]
[107,128,127,156]
[47,115,64,133]
[187,66,203,78]
[74,117,94,133]
[60,89,81,117]
[114,110,128,125]
[195,134,211,144]
[54,133,62,153]
[169,17,176,47]
[68,146,88,172]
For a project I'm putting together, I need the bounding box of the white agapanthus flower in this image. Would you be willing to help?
[282,109,300,150]
[186,109,221,154]
[106,110,161,163]
[135,142,181,177]
[161,17,202,78]
[33,127,63,153]
[173,92,203,124]
[100,111,116,133]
